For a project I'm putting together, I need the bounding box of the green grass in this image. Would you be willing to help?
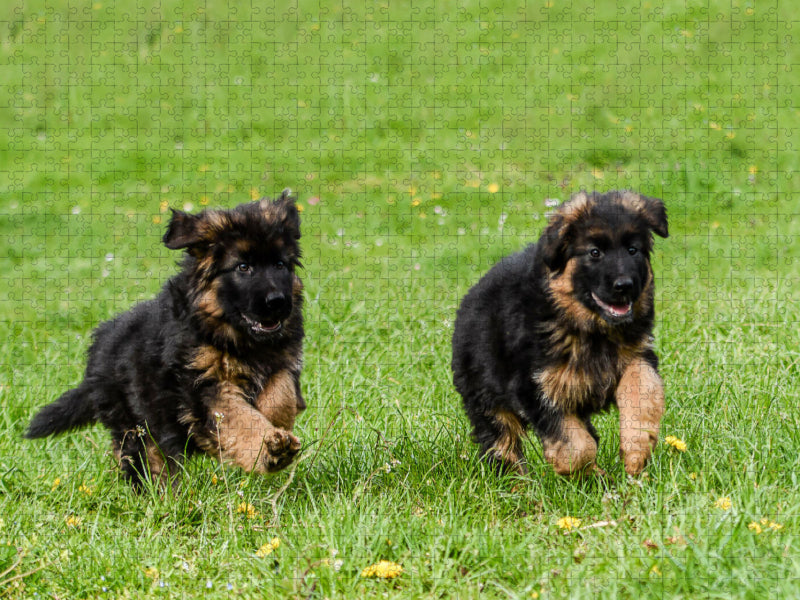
[2,0,799,597]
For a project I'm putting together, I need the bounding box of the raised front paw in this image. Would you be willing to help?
[261,429,301,472]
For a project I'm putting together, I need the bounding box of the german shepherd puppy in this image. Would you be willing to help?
[452,191,668,476]
[26,191,305,488]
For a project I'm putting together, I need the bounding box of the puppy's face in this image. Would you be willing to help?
[570,221,652,324]
[541,191,668,326]
[164,190,302,342]
[215,227,299,340]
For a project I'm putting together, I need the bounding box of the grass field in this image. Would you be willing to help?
[1,0,799,597]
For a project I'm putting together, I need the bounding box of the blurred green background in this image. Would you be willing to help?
[1,1,798,598]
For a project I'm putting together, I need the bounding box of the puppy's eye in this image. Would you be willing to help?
[589,248,601,259]
[628,247,638,256]
[275,261,285,270]
[236,263,251,272]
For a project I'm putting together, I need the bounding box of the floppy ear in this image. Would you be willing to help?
[273,189,301,240]
[539,213,570,272]
[163,209,203,250]
[640,195,668,238]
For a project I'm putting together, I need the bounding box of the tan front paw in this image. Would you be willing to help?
[261,429,301,473]
[620,431,657,475]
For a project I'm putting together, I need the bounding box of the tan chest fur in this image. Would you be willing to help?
[534,330,647,414]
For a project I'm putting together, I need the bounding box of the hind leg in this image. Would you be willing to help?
[472,409,527,475]
[111,427,181,490]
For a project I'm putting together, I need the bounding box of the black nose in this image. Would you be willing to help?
[265,292,289,315]
[613,277,633,293]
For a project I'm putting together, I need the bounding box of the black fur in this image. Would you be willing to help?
[452,190,668,474]
[26,191,306,488]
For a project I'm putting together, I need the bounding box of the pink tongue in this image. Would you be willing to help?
[608,303,630,315]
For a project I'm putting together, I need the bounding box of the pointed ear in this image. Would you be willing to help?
[640,195,669,238]
[163,209,203,249]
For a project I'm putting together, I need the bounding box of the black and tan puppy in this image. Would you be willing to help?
[452,190,668,477]
[26,191,305,488]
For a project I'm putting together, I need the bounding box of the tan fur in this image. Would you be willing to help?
[200,210,230,237]
[188,346,300,473]
[112,432,174,487]
[555,191,591,229]
[196,382,299,474]
[190,345,253,386]
[540,256,655,414]
[143,439,173,486]
[542,415,597,475]
[632,264,654,318]
[255,369,300,430]
[292,273,303,296]
[617,190,645,212]
[488,410,526,473]
[547,258,606,332]
[617,358,664,475]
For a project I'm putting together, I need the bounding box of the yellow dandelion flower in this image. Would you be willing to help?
[152,215,162,225]
[65,515,82,527]
[144,566,159,579]
[250,188,260,200]
[714,497,732,511]
[650,564,662,576]
[200,196,209,206]
[256,537,281,557]
[198,164,210,173]
[79,484,93,496]
[236,502,258,519]
[411,198,421,207]
[748,166,758,175]
[664,435,687,452]
[759,518,784,531]
[297,204,305,212]
[591,168,604,179]
[557,516,582,531]
[465,179,481,188]
[487,183,500,194]
[748,522,762,534]
[361,560,403,579]
[709,122,721,130]
[51,477,61,491]
[210,475,218,485]
[689,472,698,480]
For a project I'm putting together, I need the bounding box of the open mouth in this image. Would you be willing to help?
[591,293,633,319]
[242,313,282,334]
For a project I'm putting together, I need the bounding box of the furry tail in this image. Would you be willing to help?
[25,386,96,438]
